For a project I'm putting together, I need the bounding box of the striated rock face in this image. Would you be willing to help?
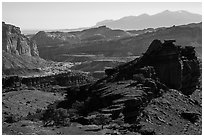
[2,72,93,92]
[2,22,47,75]
[2,22,39,56]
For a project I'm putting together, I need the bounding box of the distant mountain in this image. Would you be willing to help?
[96,10,202,30]
[22,27,89,35]
[2,22,46,75]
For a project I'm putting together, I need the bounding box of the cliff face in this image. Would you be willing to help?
[2,22,39,56]
[2,22,46,75]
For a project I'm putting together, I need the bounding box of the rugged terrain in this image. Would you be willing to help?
[30,22,201,79]
[32,23,202,61]
[58,40,201,135]
[2,39,201,135]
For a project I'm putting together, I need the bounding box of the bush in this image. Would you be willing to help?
[71,100,87,115]
[4,114,21,123]
[89,113,112,126]
[42,106,70,127]
[26,109,44,122]
[133,74,146,83]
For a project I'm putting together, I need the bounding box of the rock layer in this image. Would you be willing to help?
[2,72,93,92]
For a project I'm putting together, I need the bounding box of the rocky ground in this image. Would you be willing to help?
[3,74,201,135]
[2,89,65,135]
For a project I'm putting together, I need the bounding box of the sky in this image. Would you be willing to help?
[2,2,202,30]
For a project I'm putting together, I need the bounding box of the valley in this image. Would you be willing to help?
[28,22,202,79]
[2,8,202,135]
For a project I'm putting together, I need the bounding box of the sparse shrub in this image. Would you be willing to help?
[133,74,146,83]
[67,108,80,119]
[42,106,70,127]
[4,114,21,123]
[71,101,86,115]
[26,109,44,121]
[90,113,112,126]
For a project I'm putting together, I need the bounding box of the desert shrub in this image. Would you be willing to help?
[4,114,21,123]
[67,108,80,119]
[90,113,112,126]
[42,106,70,127]
[27,86,36,90]
[71,100,87,115]
[133,74,146,83]
[26,109,44,121]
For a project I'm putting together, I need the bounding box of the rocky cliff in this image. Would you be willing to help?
[2,22,45,75]
[2,22,39,56]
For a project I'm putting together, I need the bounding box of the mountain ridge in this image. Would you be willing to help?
[96,10,202,30]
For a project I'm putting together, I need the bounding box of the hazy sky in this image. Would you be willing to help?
[2,2,202,30]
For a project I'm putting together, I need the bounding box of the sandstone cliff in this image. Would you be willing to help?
[2,22,45,75]
[2,22,39,56]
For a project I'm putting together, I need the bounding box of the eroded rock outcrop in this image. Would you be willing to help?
[2,22,47,75]
[62,39,201,134]
[2,72,93,91]
[105,39,200,95]
[2,22,39,56]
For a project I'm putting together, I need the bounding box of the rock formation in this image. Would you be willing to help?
[2,22,46,75]
[105,39,200,95]
[2,22,39,56]
[2,72,93,92]
[62,39,201,134]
